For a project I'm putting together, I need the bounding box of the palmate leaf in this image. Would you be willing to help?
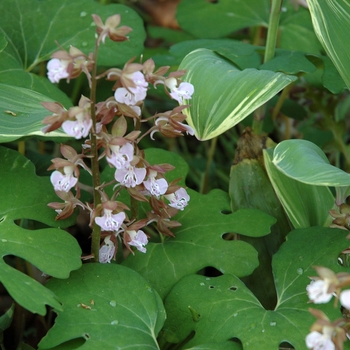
[39,264,166,349]
[272,139,350,187]
[163,227,350,349]
[0,0,145,70]
[0,147,81,315]
[307,0,350,90]
[123,187,276,299]
[179,49,297,141]
[264,148,335,228]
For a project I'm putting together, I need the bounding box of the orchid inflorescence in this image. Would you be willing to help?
[42,13,194,263]
[306,265,350,349]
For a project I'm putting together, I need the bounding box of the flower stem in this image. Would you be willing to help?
[252,0,283,134]
[90,40,102,262]
[264,0,283,64]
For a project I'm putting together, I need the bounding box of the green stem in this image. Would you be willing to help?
[200,137,218,194]
[264,0,283,63]
[90,40,102,262]
[253,0,283,133]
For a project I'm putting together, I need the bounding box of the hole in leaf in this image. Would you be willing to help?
[209,285,215,289]
[196,266,223,277]
[279,341,295,349]
[13,219,50,230]
[83,333,90,340]
[222,232,239,241]
[229,286,237,291]
[0,216,5,224]
[207,0,219,3]
[229,337,242,346]
[221,210,232,215]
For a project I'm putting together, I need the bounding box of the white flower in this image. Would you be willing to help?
[143,170,168,198]
[165,188,190,210]
[47,58,69,83]
[165,77,194,105]
[95,209,126,232]
[99,236,115,263]
[50,166,77,192]
[115,166,146,188]
[128,230,148,253]
[306,330,335,350]
[340,289,350,309]
[107,143,134,170]
[306,280,333,304]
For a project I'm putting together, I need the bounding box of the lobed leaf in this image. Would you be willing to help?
[163,227,350,349]
[123,187,276,299]
[0,147,81,315]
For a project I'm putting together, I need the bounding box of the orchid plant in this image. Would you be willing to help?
[1,0,350,349]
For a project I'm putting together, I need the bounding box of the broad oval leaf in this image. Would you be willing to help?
[0,0,145,69]
[179,49,297,141]
[272,139,350,186]
[264,148,334,229]
[176,0,269,39]
[307,0,350,90]
[0,83,69,143]
[39,264,166,349]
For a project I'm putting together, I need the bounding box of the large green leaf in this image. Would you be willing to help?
[307,0,350,90]
[123,187,276,299]
[272,139,350,186]
[0,147,81,315]
[264,148,335,228]
[162,227,350,349]
[0,84,70,143]
[179,49,297,140]
[39,264,165,349]
[0,0,145,70]
[176,0,269,39]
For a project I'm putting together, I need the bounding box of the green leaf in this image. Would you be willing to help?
[272,139,350,186]
[39,264,165,349]
[179,49,297,141]
[162,227,350,349]
[0,303,14,343]
[123,188,276,299]
[264,148,334,228]
[0,147,81,315]
[176,0,269,39]
[0,0,145,70]
[307,0,350,90]
[279,4,323,54]
[0,83,70,143]
[170,39,261,70]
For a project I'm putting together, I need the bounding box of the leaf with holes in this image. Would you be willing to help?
[123,187,276,299]
[162,227,350,349]
[0,0,145,70]
[0,146,81,315]
[179,49,297,140]
[39,264,166,349]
